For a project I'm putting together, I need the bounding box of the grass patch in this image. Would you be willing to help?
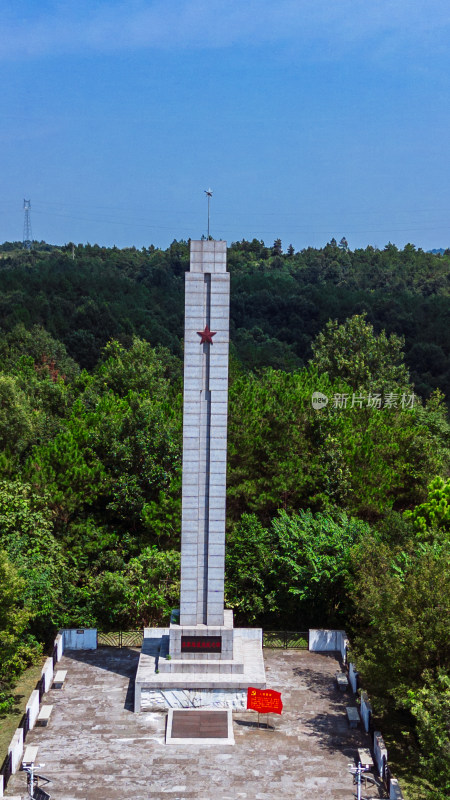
[0,660,45,761]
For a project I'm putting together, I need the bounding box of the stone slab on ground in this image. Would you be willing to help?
[166,709,234,745]
[5,648,384,800]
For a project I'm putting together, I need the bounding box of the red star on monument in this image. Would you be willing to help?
[197,325,216,345]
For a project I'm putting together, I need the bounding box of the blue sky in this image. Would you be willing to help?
[1,0,450,251]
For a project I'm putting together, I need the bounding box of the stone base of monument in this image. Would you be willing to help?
[134,610,266,712]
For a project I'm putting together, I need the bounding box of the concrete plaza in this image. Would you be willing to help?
[7,647,383,800]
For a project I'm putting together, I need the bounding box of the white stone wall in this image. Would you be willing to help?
[55,631,64,661]
[26,690,40,730]
[40,657,54,693]
[360,690,372,733]
[339,631,348,664]
[63,628,97,650]
[7,728,23,774]
[389,778,404,799]
[349,662,359,693]
[374,731,388,777]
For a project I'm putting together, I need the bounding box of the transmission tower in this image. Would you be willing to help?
[23,199,32,249]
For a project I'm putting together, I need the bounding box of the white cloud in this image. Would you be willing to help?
[1,0,450,61]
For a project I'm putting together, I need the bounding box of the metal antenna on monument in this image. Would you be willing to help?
[23,199,32,250]
[204,188,212,239]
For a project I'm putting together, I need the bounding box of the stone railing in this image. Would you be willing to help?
[309,630,404,799]
[0,629,97,796]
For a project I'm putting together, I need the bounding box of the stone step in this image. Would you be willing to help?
[158,658,244,674]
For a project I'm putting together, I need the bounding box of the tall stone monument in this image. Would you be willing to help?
[180,239,229,628]
[134,240,265,713]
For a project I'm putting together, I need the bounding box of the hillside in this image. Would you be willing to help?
[0,239,449,400]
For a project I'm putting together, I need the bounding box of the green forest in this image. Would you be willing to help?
[0,238,449,798]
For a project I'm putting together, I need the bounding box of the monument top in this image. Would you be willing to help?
[189,239,227,274]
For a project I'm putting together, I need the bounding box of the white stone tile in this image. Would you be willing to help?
[210,404,228,417]
[210,422,228,435]
[211,276,229,285]
[184,303,205,315]
[184,282,206,293]
[209,471,226,483]
[182,458,199,471]
[181,547,198,560]
[183,416,206,428]
[181,490,198,503]
[209,287,229,297]
[207,535,225,549]
[209,483,226,497]
[208,390,228,403]
[208,344,229,356]
[182,425,203,438]
[183,390,201,403]
[201,240,215,252]
[181,517,199,531]
[207,579,224,592]
[189,241,204,252]
[183,347,203,362]
[181,556,199,569]
[208,571,225,584]
[182,495,199,509]
[208,516,226,527]
[183,378,203,391]
[210,315,230,327]
[209,360,229,373]
[184,305,205,317]
[183,415,202,428]
[181,578,198,591]
[210,293,230,305]
[182,508,200,521]
[209,439,228,451]
[209,545,225,558]
[209,380,228,393]
[182,441,200,454]
[183,405,201,418]
[184,364,203,378]
[182,473,199,486]
[208,463,226,476]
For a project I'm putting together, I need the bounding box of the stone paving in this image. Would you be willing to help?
[6,648,385,800]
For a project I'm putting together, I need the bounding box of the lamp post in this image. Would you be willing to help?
[21,763,51,800]
[348,762,370,800]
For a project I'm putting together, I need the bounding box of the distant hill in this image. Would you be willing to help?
[0,239,449,400]
[428,248,447,255]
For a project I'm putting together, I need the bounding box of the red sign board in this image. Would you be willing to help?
[247,687,283,714]
[181,636,221,653]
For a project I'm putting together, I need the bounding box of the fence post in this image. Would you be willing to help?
[20,708,30,742]
[0,751,13,793]
[382,755,392,793]
[37,675,45,702]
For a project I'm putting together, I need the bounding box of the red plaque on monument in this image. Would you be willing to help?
[247,687,283,714]
[181,636,222,653]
